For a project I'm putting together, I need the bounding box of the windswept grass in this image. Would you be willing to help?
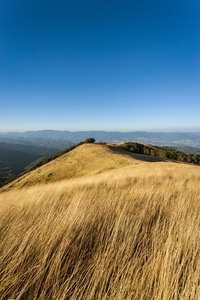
[0,161,200,299]
[1,143,141,191]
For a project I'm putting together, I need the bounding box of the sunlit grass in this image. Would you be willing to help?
[0,158,200,299]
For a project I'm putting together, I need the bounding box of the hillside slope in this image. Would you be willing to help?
[1,144,200,299]
[1,143,167,191]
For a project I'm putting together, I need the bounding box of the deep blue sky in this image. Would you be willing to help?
[0,0,199,132]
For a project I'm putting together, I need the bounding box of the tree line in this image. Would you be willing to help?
[122,142,200,165]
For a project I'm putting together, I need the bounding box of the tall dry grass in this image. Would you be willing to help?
[0,162,200,299]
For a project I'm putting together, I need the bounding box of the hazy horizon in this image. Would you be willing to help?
[1,127,200,134]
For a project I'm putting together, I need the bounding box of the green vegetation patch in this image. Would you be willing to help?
[122,142,200,165]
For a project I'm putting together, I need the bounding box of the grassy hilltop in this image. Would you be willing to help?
[1,142,200,299]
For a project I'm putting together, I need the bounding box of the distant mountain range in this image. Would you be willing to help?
[0,130,200,148]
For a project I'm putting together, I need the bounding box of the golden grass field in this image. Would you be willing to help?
[0,144,200,299]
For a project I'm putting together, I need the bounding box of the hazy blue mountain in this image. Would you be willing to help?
[0,134,73,149]
[0,130,200,148]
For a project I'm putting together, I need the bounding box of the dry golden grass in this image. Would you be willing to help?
[1,145,200,299]
[1,143,166,191]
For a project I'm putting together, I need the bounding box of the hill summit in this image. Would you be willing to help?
[2,142,164,190]
[2,140,200,191]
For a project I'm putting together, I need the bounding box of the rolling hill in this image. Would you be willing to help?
[1,143,166,191]
[1,142,200,299]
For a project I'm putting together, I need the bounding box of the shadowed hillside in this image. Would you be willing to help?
[0,143,200,299]
[0,142,60,186]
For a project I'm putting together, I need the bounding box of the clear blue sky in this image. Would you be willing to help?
[0,0,199,132]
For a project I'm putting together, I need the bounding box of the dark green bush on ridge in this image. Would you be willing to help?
[83,138,96,144]
[77,138,96,146]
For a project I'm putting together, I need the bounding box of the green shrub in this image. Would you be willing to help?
[83,138,96,144]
